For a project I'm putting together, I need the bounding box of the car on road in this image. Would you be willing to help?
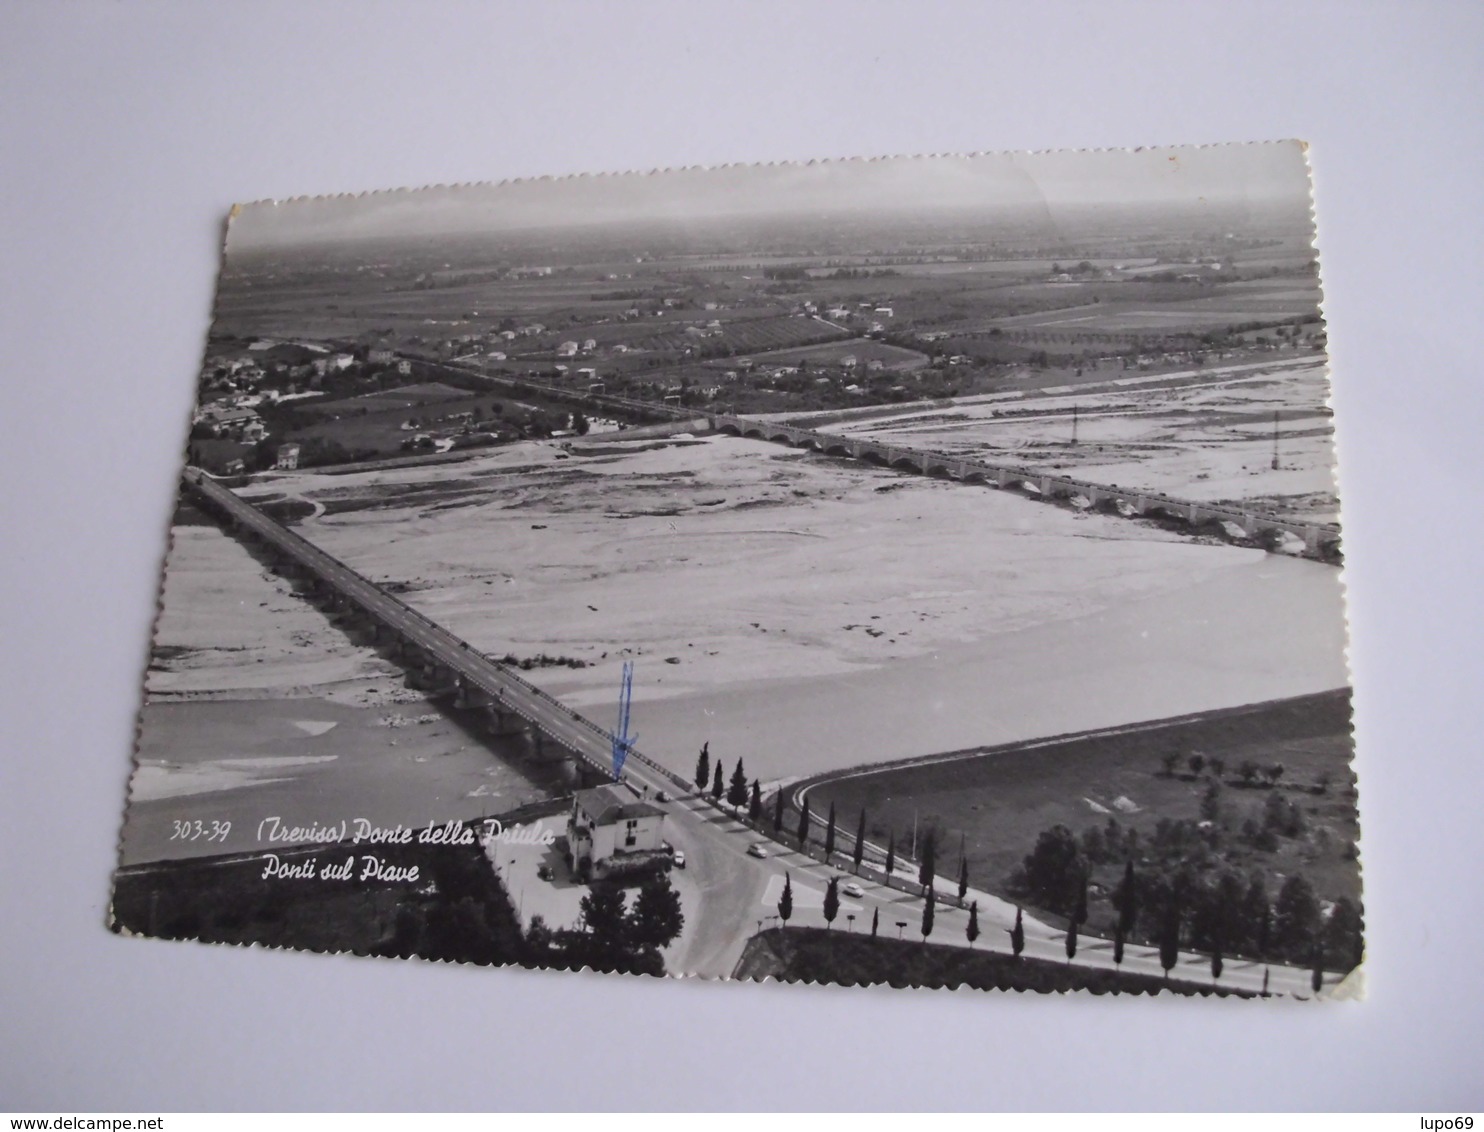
[747,843,769,859]
[672,851,685,869]
[842,881,864,898]
[656,790,672,803]
[536,864,554,882]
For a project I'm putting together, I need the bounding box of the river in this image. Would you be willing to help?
[620,551,1350,784]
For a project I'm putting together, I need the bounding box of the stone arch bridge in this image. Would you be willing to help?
[707,414,1341,562]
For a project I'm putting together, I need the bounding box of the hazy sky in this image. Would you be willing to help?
[228,141,1312,251]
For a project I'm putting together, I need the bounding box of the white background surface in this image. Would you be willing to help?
[2,0,1481,1112]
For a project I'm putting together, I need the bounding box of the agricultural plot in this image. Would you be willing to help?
[292,382,474,418]
[721,336,930,371]
[986,279,1322,336]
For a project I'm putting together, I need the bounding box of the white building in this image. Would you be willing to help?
[275,443,301,470]
[566,783,667,880]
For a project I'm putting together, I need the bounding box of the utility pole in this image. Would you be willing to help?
[1271,410,1281,471]
[1071,403,1079,446]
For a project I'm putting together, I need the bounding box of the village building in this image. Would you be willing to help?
[565,783,667,880]
[274,443,301,470]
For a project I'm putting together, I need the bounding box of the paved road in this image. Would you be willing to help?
[668,792,1346,997]
[185,468,1345,997]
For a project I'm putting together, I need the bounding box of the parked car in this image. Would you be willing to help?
[536,864,554,882]
[747,843,769,859]
[672,850,686,869]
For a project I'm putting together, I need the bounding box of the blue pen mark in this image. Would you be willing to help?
[611,660,635,780]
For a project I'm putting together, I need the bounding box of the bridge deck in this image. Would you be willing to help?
[711,415,1342,551]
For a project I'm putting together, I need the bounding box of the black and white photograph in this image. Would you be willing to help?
[111,143,1360,998]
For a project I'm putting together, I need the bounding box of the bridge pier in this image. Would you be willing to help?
[455,678,494,710]
[482,706,530,737]
[572,761,611,790]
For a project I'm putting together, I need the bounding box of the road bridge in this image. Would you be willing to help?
[181,468,694,794]
[706,413,1342,562]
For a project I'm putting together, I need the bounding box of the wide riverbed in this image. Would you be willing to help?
[268,433,1350,786]
[615,550,1348,783]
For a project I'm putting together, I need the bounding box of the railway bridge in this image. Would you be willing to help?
[706,413,1342,561]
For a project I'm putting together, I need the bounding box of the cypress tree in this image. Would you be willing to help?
[852,809,867,873]
[1211,947,1224,981]
[921,884,935,941]
[1159,902,1181,981]
[1311,943,1325,996]
[1010,906,1025,958]
[824,802,837,860]
[726,758,748,809]
[797,798,811,848]
[918,830,937,889]
[871,906,879,937]
[772,788,784,833]
[748,779,762,823]
[1116,858,1138,934]
[710,761,724,801]
[1113,921,1125,966]
[778,872,793,923]
[823,877,839,930]
[694,744,710,792]
[1065,917,1079,963]
[966,901,980,948]
[884,833,896,879]
[957,855,969,901]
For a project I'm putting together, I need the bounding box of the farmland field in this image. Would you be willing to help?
[717,336,930,371]
[986,279,1322,335]
[292,381,474,418]
[803,689,1360,932]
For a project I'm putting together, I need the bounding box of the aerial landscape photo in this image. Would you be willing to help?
[111,144,1360,997]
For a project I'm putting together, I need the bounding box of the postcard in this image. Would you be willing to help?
[111,142,1359,998]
